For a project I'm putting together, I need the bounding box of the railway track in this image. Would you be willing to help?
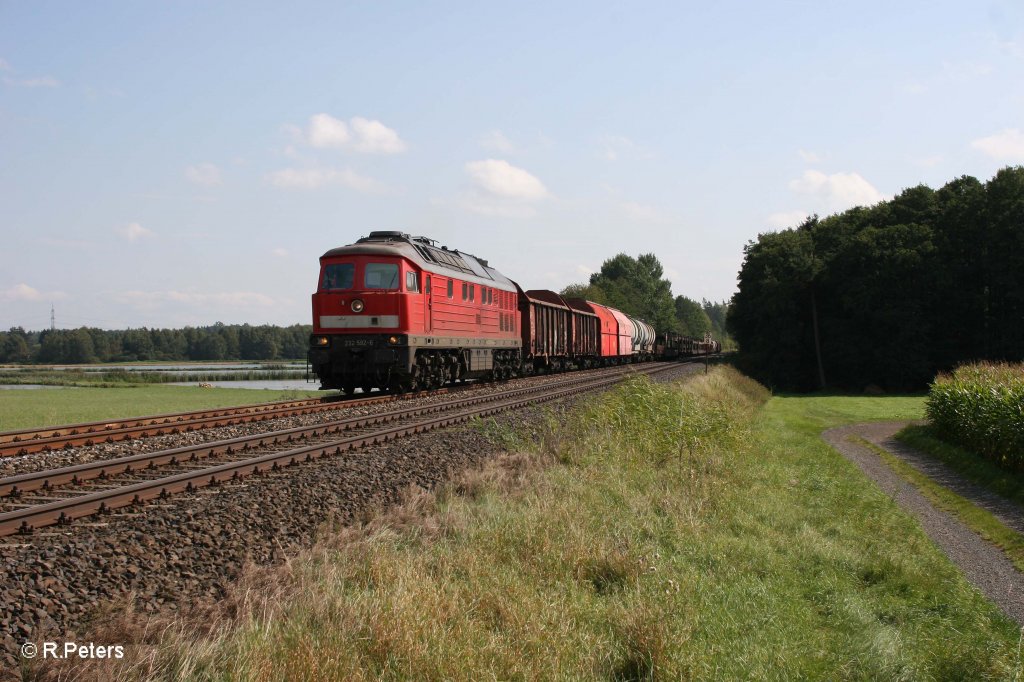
[0,389,451,457]
[0,362,680,537]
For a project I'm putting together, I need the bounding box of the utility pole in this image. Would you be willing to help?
[50,304,55,331]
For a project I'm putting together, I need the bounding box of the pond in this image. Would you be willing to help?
[167,379,344,392]
[0,384,78,390]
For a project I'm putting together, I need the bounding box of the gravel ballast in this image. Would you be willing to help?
[0,364,702,673]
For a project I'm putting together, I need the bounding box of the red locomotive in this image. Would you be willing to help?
[309,231,710,393]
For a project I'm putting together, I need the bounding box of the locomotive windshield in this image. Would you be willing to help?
[322,263,355,291]
[364,263,399,289]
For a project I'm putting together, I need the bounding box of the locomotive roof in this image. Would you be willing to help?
[321,231,517,291]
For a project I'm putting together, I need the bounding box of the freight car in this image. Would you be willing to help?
[656,331,721,359]
[309,232,715,392]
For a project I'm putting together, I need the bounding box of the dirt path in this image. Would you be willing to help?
[823,421,1024,626]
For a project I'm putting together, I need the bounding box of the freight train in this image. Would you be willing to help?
[308,231,719,393]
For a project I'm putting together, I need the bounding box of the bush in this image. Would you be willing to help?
[926,362,1024,471]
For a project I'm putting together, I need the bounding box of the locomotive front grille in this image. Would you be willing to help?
[319,315,400,328]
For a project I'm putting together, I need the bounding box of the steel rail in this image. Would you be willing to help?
[0,390,448,457]
[0,362,682,536]
[0,364,662,497]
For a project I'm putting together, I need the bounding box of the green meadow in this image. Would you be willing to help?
[0,385,321,432]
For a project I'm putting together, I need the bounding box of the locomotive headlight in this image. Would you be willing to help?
[388,335,399,345]
[313,336,329,347]
[351,299,365,313]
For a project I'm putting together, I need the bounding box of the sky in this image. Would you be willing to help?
[1,1,1022,330]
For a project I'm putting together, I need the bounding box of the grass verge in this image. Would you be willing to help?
[0,385,322,432]
[51,369,1021,680]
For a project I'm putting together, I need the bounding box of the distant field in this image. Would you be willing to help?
[0,361,309,388]
[0,385,323,432]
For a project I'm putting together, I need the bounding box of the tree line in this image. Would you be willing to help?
[2,253,730,365]
[0,324,313,364]
[560,253,732,345]
[728,166,1024,391]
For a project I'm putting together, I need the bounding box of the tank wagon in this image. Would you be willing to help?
[309,232,717,392]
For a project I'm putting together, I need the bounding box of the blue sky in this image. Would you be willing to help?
[2,1,1022,329]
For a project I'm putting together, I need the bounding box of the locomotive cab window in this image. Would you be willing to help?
[364,263,399,289]
[321,263,355,291]
[406,271,419,292]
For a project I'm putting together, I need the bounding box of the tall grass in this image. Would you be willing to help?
[47,368,1020,680]
[927,362,1024,471]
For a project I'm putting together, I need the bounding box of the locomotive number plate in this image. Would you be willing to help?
[341,339,375,347]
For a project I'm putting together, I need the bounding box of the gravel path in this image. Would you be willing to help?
[823,422,1024,626]
[0,363,702,675]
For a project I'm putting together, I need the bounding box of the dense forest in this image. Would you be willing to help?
[0,324,312,364]
[729,166,1024,391]
[560,253,732,346]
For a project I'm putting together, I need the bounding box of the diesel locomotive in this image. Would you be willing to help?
[308,231,713,393]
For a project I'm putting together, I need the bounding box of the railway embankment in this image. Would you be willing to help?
[38,368,1021,680]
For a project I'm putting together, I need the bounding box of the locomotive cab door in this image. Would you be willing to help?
[425,275,432,333]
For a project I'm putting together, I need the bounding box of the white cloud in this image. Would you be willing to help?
[272,248,289,257]
[0,283,67,302]
[307,113,351,148]
[575,264,594,277]
[788,170,885,210]
[184,163,222,187]
[304,114,405,154]
[465,159,548,200]
[480,130,517,153]
[267,166,384,193]
[117,222,154,242]
[3,75,60,88]
[797,149,820,163]
[0,58,10,71]
[971,129,1024,161]
[767,210,811,229]
[350,117,406,153]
